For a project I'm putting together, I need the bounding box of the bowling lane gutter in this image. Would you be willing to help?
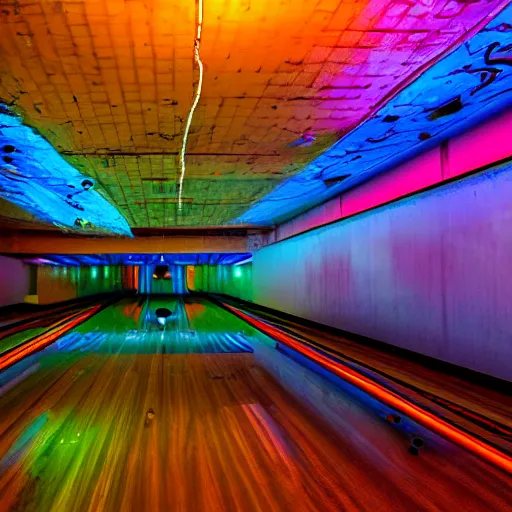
[0,300,99,338]
[0,294,125,373]
[0,294,118,331]
[213,298,512,476]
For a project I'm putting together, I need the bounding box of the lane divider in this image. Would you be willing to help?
[0,305,102,373]
[222,302,512,475]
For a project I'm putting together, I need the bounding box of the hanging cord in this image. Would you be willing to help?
[178,0,204,212]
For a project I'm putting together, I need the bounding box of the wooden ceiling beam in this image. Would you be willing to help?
[0,232,249,255]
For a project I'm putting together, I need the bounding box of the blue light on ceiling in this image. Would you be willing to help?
[21,253,253,267]
[0,105,132,236]
[234,6,512,226]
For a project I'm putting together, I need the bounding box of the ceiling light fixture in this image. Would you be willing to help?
[178,0,204,212]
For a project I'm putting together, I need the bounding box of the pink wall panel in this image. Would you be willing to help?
[275,108,512,243]
[445,109,512,180]
[341,148,443,219]
[276,197,341,241]
[0,256,30,307]
[253,163,512,381]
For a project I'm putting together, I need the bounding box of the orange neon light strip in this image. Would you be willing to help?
[224,303,512,475]
[0,305,101,373]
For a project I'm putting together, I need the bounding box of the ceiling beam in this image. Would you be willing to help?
[0,232,249,255]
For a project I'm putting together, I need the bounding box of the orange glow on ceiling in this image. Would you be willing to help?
[0,0,505,227]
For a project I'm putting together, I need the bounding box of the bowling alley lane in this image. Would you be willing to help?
[0,296,511,511]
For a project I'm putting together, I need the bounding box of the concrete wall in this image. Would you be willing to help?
[189,264,253,301]
[0,256,30,307]
[253,162,512,381]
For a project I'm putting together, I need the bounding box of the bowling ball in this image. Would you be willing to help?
[155,308,172,318]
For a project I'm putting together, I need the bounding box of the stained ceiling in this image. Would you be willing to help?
[0,0,509,231]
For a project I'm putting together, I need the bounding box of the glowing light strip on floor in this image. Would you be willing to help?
[223,303,512,475]
[0,306,101,372]
[178,0,204,212]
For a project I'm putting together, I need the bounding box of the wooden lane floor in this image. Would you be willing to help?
[0,297,511,511]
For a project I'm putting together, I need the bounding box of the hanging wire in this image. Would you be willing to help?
[178,0,204,212]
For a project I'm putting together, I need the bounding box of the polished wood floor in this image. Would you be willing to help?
[0,298,511,511]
